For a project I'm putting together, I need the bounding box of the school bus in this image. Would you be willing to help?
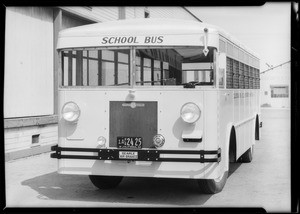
[51,18,261,194]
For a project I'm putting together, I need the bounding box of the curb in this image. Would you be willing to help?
[5,143,56,162]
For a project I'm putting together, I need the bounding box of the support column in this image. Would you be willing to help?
[53,8,62,114]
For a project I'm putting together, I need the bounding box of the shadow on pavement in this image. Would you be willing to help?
[21,171,214,206]
[228,162,242,177]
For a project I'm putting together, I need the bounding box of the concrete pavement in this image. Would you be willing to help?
[4,108,291,211]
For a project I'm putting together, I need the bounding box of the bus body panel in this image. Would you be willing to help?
[203,90,221,179]
[57,88,223,179]
[217,89,234,174]
[57,18,221,50]
[232,90,258,159]
[58,159,209,179]
[57,88,259,179]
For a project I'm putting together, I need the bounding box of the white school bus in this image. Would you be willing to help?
[51,18,261,194]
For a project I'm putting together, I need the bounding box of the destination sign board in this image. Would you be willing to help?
[57,34,220,49]
[101,36,164,45]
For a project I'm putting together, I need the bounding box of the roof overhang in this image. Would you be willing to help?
[57,18,220,49]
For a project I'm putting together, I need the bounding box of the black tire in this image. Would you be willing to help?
[239,145,253,163]
[197,170,228,194]
[89,175,123,189]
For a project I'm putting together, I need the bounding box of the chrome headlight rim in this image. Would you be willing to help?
[61,101,81,122]
[180,102,201,124]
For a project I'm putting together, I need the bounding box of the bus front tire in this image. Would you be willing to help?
[197,170,228,194]
[239,145,253,163]
[89,175,123,189]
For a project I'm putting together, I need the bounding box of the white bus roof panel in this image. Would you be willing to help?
[57,18,259,59]
[57,18,220,49]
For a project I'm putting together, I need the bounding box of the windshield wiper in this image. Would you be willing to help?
[183,81,213,88]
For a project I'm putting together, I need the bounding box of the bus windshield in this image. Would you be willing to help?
[60,46,216,87]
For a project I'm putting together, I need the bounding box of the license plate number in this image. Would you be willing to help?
[117,137,142,149]
[119,151,138,159]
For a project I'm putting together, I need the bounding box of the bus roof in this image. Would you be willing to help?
[57,18,259,59]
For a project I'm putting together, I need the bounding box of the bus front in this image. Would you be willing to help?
[51,19,227,194]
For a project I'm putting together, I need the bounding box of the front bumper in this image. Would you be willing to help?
[50,145,221,163]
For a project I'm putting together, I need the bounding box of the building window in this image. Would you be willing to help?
[144,8,150,18]
[271,85,289,98]
[118,7,126,20]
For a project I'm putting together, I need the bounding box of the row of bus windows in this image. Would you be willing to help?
[61,50,259,89]
[219,39,260,68]
[61,49,175,86]
[62,49,131,86]
[61,47,215,87]
[226,57,260,89]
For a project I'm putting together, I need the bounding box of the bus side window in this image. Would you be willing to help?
[181,62,214,85]
[82,51,88,86]
[169,66,182,85]
[88,50,99,86]
[143,58,152,86]
[117,51,130,86]
[62,51,70,86]
[62,51,82,86]
[153,60,161,85]
[62,49,131,87]
[101,50,115,86]
[163,62,170,84]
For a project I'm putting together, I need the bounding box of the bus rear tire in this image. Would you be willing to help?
[89,175,123,189]
[197,170,228,194]
[239,145,253,163]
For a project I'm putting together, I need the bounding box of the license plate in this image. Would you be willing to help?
[117,137,142,149]
[119,151,138,159]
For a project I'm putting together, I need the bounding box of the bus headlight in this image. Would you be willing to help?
[180,102,201,124]
[62,101,81,122]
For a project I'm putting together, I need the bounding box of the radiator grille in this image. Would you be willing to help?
[109,101,158,148]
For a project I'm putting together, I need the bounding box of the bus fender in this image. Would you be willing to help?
[255,113,260,140]
[224,122,235,171]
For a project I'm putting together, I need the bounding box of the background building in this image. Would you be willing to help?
[186,4,291,111]
[4,6,201,161]
[260,62,290,108]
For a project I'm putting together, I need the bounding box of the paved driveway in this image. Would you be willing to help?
[5,108,291,212]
